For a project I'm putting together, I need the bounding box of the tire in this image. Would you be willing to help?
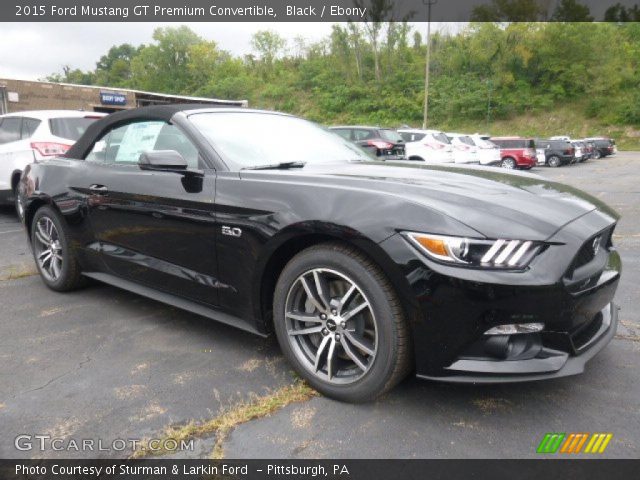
[548,155,561,168]
[501,157,516,169]
[30,205,85,292]
[273,242,411,403]
[593,150,602,159]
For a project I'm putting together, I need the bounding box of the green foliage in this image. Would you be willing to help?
[471,0,548,21]
[604,3,640,22]
[45,22,640,141]
[551,0,594,21]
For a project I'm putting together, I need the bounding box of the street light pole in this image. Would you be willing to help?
[422,0,437,129]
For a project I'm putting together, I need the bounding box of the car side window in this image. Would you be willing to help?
[86,121,200,168]
[21,118,41,139]
[0,117,22,145]
[400,132,425,142]
[353,129,375,141]
[332,129,352,141]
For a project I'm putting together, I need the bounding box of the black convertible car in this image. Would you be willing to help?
[18,106,621,402]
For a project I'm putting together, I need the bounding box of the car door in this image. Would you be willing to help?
[81,120,220,306]
[0,117,36,195]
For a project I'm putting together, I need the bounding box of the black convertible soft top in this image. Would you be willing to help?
[65,104,227,159]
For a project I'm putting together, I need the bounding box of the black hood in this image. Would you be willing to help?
[249,162,619,241]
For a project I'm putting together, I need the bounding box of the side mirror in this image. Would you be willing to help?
[138,150,188,172]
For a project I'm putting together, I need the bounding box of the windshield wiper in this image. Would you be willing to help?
[242,161,306,171]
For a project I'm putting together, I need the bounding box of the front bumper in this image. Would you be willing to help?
[378,209,621,383]
[418,302,618,383]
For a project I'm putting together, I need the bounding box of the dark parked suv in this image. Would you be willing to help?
[585,137,617,159]
[490,137,537,169]
[535,139,575,167]
[330,126,405,160]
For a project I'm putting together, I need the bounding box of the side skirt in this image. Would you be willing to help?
[83,272,266,337]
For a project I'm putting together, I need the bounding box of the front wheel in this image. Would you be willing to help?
[273,243,411,403]
[593,150,602,159]
[548,155,561,168]
[501,157,516,169]
[31,206,85,291]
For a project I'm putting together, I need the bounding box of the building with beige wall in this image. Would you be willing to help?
[0,78,247,114]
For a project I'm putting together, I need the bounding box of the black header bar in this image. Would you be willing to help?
[3,0,640,22]
[2,459,640,480]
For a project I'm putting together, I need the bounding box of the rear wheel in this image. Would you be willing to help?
[501,157,516,169]
[548,155,561,168]
[273,243,411,402]
[31,206,85,291]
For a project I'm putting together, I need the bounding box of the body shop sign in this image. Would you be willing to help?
[99,91,126,106]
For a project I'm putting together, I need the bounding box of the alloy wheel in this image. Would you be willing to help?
[284,268,378,384]
[33,216,63,282]
[548,155,561,168]
[502,158,516,169]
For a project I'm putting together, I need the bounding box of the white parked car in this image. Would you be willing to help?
[0,110,105,214]
[468,134,502,166]
[397,129,454,163]
[446,133,480,164]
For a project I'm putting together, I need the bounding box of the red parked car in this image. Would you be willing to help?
[490,137,537,170]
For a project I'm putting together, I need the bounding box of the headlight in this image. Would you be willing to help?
[403,232,542,269]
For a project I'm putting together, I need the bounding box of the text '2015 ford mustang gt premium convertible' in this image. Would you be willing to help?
[18,106,621,402]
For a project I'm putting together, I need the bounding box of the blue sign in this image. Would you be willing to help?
[100,92,127,106]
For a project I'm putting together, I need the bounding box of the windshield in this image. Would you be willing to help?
[379,129,404,143]
[49,117,98,141]
[189,112,371,169]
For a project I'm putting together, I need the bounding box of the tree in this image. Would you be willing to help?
[94,44,140,86]
[471,0,548,21]
[355,0,394,82]
[44,65,95,85]
[251,30,286,71]
[129,26,202,93]
[604,3,640,21]
[551,0,594,21]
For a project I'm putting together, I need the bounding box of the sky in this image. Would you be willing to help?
[0,22,456,81]
[0,22,339,80]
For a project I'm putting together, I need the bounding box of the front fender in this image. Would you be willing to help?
[251,221,421,333]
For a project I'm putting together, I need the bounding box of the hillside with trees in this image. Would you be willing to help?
[47,21,640,148]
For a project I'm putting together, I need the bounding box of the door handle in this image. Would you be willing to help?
[89,184,109,194]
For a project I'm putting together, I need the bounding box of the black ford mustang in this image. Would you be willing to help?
[18,105,621,402]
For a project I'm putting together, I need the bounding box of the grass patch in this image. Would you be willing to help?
[132,380,317,459]
[438,102,640,150]
[0,264,38,281]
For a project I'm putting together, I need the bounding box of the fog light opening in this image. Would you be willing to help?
[484,322,544,335]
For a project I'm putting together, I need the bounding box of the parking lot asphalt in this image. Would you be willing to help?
[0,153,638,459]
